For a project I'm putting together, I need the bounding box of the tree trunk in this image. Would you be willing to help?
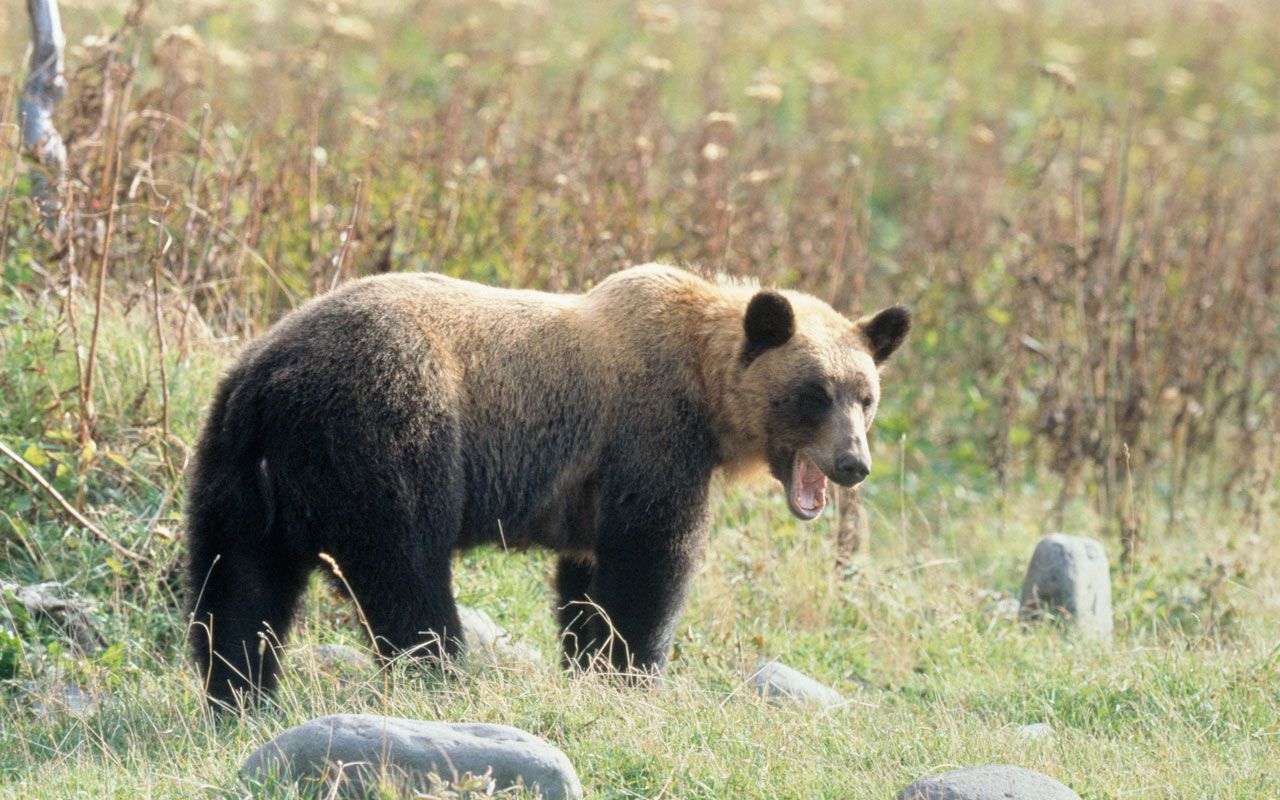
[21,0,67,235]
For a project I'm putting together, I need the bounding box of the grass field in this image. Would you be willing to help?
[1,0,1278,798]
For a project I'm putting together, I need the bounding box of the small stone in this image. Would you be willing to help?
[994,597,1021,619]
[3,582,105,655]
[1016,722,1055,741]
[241,714,583,799]
[749,660,844,708]
[898,765,1081,800]
[24,682,103,719]
[1019,533,1113,640]
[294,643,373,673]
[458,605,544,665]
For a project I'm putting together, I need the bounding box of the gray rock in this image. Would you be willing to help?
[993,597,1022,620]
[1015,722,1055,741]
[1019,533,1113,640]
[241,714,582,799]
[24,682,102,718]
[294,643,374,673]
[3,582,105,654]
[458,605,544,665]
[749,660,844,707]
[897,765,1081,800]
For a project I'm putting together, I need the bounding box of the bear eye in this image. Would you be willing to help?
[796,382,833,416]
[861,396,874,410]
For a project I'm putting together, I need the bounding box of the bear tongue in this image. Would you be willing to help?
[791,451,828,514]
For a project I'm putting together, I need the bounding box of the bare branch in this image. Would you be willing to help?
[0,439,153,567]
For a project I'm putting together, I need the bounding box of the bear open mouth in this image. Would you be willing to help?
[787,450,828,521]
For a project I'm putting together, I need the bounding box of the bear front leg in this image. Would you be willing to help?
[330,547,464,665]
[569,533,703,677]
[555,554,599,670]
[593,540,700,675]
[576,439,712,678]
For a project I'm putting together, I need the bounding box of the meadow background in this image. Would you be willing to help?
[0,0,1277,797]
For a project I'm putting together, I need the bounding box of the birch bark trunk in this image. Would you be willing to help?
[20,0,67,235]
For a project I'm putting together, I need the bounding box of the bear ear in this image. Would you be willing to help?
[742,290,795,364]
[857,305,911,365]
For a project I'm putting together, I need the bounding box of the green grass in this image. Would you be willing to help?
[0,292,1276,798]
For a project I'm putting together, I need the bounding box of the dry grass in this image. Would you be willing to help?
[3,0,1276,546]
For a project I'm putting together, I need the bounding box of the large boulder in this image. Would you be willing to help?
[749,660,844,708]
[1019,533,1113,640]
[241,714,582,799]
[897,765,1081,800]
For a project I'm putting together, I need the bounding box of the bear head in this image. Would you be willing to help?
[737,290,909,521]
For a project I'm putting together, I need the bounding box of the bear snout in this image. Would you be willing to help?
[831,453,870,486]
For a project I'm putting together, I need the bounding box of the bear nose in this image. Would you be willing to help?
[833,454,870,486]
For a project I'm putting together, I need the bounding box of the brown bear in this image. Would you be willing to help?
[186,264,908,707]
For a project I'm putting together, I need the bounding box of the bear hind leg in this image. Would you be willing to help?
[188,539,310,710]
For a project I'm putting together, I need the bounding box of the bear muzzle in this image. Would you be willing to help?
[784,448,871,521]
[831,452,870,487]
